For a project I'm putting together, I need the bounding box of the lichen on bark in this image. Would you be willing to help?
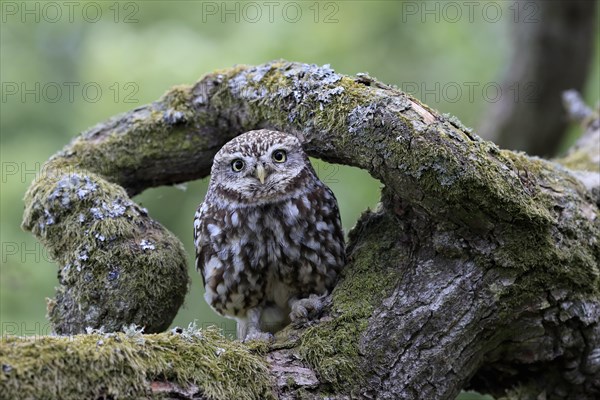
[22,161,189,334]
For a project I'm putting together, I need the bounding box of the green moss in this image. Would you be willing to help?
[556,149,600,172]
[161,84,194,115]
[22,162,189,334]
[0,327,274,400]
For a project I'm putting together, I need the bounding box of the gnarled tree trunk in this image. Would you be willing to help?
[2,61,599,400]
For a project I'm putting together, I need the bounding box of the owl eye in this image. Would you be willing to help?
[231,159,245,172]
[272,149,287,163]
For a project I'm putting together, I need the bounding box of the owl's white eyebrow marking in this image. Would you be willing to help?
[264,143,291,154]
[221,152,246,161]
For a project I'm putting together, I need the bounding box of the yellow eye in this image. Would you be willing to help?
[272,149,287,163]
[231,159,245,172]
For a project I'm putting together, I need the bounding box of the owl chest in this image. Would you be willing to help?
[212,200,323,287]
[225,205,302,279]
[202,196,341,317]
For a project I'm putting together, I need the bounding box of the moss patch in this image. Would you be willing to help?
[22,162,189,334]
[0,326,274,400]
[556,148,600,173]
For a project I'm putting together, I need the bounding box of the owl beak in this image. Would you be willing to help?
[255,164,266,184]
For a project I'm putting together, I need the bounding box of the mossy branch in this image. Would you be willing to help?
[0,327,274,399]
[10,61,600,399]
[556,90,600,193]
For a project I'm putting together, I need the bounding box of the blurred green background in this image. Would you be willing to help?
[0,1,597,398]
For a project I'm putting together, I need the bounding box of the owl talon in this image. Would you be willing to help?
[289,293,326,327]
[289,304,309,325]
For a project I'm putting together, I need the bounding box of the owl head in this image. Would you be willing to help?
[208,130,314,205]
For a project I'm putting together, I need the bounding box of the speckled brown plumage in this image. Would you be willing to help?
[193,130,345,340]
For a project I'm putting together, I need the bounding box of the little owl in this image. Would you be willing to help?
[194,130,345,340]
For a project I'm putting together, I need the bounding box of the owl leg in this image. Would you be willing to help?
[237,308,274,342]
[289,293,327,327]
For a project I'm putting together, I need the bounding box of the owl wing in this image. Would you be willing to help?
[193,203,210,286]
[322,185,345,245]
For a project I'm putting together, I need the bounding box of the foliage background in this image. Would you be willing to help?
[1,2,597,398]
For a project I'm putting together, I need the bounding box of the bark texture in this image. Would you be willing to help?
[479,0,597,156]
[5,61,600,399]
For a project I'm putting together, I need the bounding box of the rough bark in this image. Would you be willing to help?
[4,61,599,399]
[479,0,597,156]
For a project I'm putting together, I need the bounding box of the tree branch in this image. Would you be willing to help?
[0,327,273,399]
[7,61,599,399]
[479,0,597,156]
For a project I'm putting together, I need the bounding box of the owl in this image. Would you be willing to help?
[193,130,345,340]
